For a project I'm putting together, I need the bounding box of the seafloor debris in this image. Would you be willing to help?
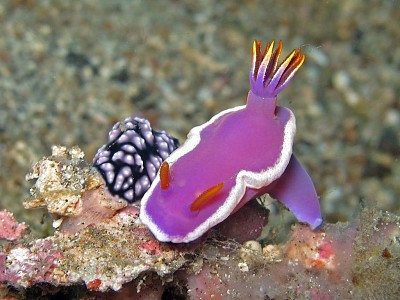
[0,206,188,294]
[0,147,399,299]
[24,145,126,232]
[24,145,103,216]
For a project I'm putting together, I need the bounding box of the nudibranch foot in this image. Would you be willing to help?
[250,40,305,98]
[268,155,323,229]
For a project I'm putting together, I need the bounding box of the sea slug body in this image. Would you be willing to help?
[140,40,323,243]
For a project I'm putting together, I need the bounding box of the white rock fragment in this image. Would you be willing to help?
[238,262,249,272]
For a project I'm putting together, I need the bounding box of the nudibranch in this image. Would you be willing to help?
[140,40,323,243]
[93,117,179,202]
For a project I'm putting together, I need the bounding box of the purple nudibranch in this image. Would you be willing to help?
[140,40,323,243]
[93,117,179,202]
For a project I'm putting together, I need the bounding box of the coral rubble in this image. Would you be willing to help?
[0,147,399,299]
[0,210,27,241]
[24,145,126,232]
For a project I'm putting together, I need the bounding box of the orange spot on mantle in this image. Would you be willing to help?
[190,182,224,212]
[160,161,170,190]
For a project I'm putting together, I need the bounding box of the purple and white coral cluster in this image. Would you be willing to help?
[93,117,179,203]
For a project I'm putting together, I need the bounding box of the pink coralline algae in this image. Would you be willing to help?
[285,225,337,271]
[0,210,27,241]
[0,239,66,288]
[0,207,187,293]
[178,213,399,300]
[0,145,399,299]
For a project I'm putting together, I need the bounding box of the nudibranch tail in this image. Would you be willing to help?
[250,40,305,98]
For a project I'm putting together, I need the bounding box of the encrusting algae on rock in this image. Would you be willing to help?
[23,145,127,233]
[24,145,102,216]
[0,210,27,241]
[0,148,399,299]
